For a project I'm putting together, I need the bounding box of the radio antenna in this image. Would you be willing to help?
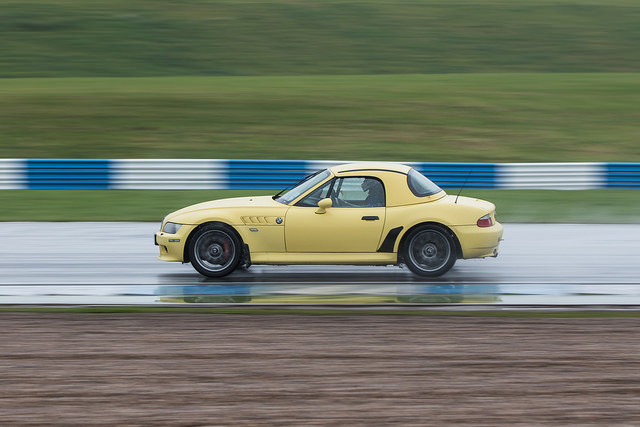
[455,170,472,204]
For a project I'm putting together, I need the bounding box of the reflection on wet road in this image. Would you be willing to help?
[1,222,639,304]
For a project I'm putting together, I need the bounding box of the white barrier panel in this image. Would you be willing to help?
[0,159,25,189]
[110,159,227,190]
[497,163,605,190]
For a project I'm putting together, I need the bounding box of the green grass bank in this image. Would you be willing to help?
[2,74,639,162]
[2,0,640,77]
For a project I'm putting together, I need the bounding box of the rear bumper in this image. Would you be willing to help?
[452,221,503,259]
[155,225,195,262]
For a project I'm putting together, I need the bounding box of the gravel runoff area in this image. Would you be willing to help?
[1,312,640,426]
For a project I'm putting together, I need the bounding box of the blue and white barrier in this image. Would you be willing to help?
[1,159,639,190]
[0,159,23,190]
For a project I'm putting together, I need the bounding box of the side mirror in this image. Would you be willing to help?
[315,198,332,214]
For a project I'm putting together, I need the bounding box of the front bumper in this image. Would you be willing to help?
[155,224,196,262]
[452,221,503,259]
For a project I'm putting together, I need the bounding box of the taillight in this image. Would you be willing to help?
[477,214,493,227]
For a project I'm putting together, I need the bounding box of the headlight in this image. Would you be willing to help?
[162,222,182,234]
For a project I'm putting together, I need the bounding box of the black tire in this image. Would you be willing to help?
[402,225,456,277]
[188,224,242,277]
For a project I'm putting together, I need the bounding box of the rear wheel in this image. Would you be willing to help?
[189,224,241,277]
[402,225,456,277]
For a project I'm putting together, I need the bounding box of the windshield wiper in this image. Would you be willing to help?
[272,185,293,200]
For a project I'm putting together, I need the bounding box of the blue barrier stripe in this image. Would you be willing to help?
[230,178,304,183]
[26,159,111,189]
[607,163,640,170]
[416,163,496,169]
[229,183,284,189]
[230,171,310,178]
[227,159,308,189]
[425,174,495,179]
[28,173,112,179]
[28,184,113,189]
[9,159,640,190]
[228,160,308,169]
[27,159,111,167]
[607,176,640,182]
[415,163,497,188]
[27,180,111,184]
[605,163,640,188]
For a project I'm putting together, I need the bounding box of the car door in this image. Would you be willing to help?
[284,176,386,253]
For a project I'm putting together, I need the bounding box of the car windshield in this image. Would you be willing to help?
[407,168,442,197]
[274,169,332,205]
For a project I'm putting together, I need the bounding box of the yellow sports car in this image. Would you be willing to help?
[155,162,502,277]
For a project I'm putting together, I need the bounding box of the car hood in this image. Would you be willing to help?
[169,195,282,216]
[164,195,285,223]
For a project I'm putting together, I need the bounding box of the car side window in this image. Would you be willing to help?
[295,179,334,207]
[295,177,386,208]
[332,177,385,208]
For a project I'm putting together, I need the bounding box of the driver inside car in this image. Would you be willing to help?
[361,178,384,207]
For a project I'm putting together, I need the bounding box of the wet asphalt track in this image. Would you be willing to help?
[1,222,639,304]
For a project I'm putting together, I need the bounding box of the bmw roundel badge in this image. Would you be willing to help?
[276,217,283,224]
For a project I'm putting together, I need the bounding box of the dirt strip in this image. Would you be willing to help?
[1,313,639,426]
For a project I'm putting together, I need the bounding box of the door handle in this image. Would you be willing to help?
[361,216,379,221]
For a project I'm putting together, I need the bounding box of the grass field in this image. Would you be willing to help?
[2,0,640,77]
[2,0,639,223]
[2,74,639,162]
[2,189,639,223]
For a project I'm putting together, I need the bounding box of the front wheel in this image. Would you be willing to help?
[188,224,242,277]
[402,225,456,277]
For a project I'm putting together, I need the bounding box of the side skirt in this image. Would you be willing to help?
[250,252,398,265]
